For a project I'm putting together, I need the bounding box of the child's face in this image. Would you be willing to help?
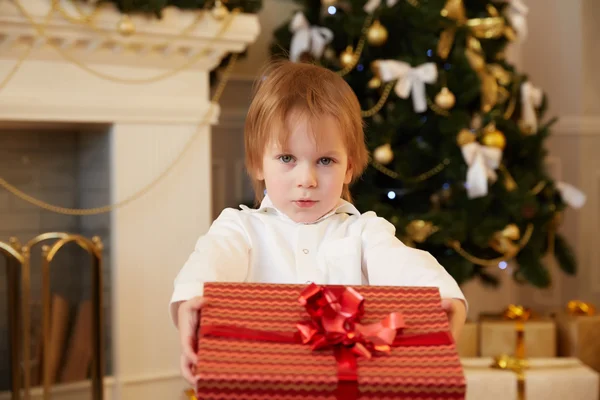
[257,114,352,224]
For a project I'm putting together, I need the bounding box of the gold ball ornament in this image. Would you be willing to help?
[323,48,336,61]
[367,20,388,47]
[502,223,521,241]
[322,0,337,5]
[434,87,456,110]
[518,119,536,135]
[117,15,135,36]
[373,143,394,164]
[406,220,439,243]
[211,0,229,20]
[482,128,506,150]
[456,129,476,147]
[367,76,382,89]
[490,223,521,254]
[339,46,356,68]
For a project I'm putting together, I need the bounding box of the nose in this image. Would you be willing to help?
[297,163,317,188]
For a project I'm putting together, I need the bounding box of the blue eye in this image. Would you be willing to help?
[279,155,294,163]
[319,157,333,166]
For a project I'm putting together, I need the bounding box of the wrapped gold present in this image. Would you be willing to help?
[462,356,599,400]
[555,300,600,372]
[457,320,478,357]
[480,305,556,358]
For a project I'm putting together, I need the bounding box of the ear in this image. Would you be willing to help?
[344,162,353,185]
[253,167,264,181]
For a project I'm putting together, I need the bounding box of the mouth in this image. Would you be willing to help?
[293,200,318,208]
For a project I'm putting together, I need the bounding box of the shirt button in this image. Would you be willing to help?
[302,249,309,254]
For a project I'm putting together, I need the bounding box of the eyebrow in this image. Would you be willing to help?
[320,150,343,157]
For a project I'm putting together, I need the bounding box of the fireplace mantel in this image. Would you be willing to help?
[0,1,260,398]
[0,0,260,123]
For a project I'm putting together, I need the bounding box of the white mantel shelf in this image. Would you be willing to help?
[0,1,260,399]
[0,0,260,123]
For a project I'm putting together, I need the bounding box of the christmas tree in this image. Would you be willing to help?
[271,0,586,287]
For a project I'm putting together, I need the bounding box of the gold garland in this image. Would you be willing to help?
[0,2,57,92]
[361,82,395,117]
[0,52,239,216]
[448,223,534,268]
[504,76,521,120]
[370,157,450,183]
[11,0,239,84]
[55,0,103,24]
[335,15,372,77]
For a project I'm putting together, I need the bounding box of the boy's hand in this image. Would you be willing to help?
[178,296,207,385]
[441,298,466,341]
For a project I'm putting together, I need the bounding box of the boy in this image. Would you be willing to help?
[170,60,467,384]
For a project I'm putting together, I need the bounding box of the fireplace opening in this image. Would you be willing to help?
[0,122,112,392]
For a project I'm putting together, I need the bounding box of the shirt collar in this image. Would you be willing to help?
[256,194,360,224]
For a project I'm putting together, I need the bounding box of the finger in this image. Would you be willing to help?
[179,319,199,364]
[183,336,199,364]
[441,299,454,313]
[181,354,198,385]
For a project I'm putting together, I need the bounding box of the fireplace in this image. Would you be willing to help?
[0,1,260,398]
[0,124,111,394]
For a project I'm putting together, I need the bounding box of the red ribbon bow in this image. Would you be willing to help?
[297,283,406,359]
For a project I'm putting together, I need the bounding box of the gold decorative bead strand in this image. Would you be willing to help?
[0,53,239,215]
[55,0,102,24]
[0,2,56,92]
[0,43,34,92]
[336,15,372,77]
[361,82,395,117]
[529,180,547,196]
[504,77,521,120]
[448,223,534,268]
[410,158,451,182]
[370,157,450,183]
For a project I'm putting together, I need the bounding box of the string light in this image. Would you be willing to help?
[498,261,508,270]
[328,6,336,14]
[387,191,396,200]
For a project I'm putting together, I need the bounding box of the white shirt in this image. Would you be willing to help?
[169,196,465,322]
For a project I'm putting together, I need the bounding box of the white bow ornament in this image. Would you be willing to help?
[461,142,503,199]
[363,0,398,14]
[556,181,586,209]
[520,81,543,134]
[506,0,528,40]
[289,12,333,63]
[377,60,438,113]
[494,0,528,40]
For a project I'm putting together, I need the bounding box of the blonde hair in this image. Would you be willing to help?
[244,59,369,205]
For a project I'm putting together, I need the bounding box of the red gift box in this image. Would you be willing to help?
[195,282,466,400]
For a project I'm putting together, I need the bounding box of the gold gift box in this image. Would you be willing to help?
[479,305,556,358]
[462,357,599,400]
[457,321,479,357]
[555,301,600,372]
